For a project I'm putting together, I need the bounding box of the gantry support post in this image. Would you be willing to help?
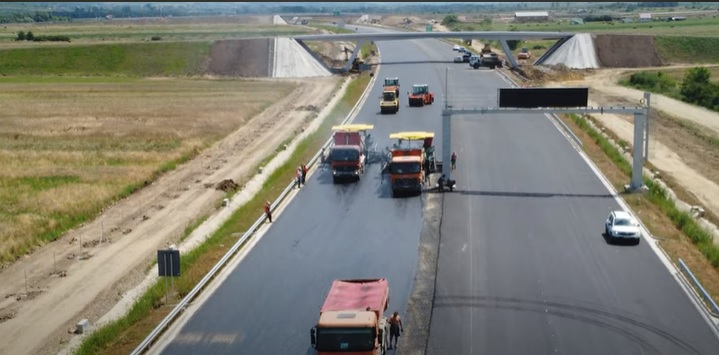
[630,111,645,191]
[441,109,452,181]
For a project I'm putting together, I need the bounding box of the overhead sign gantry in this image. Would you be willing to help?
[440,78,651,192]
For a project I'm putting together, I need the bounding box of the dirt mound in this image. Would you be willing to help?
[208,38,273,77]
[515,64,591,86]
[215,179,239,192]
[593,34,664,68]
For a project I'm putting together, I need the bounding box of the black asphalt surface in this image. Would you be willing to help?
[158,26,719,355]
[159,27,447,355]
[425,70,719,353]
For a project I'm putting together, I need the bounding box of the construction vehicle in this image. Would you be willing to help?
[408,84,434,107]
[384,131,439,197]
[310,278,390,355]
[349,57,365,73]
[383,77,400,97]
[471,53,503,70]
[328,124,374,183]
[380,90,399,114]
[481,43,493,54]
[517,47,532,60]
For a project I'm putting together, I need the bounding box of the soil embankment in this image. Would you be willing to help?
[208,38,273,77]
[593,34,664,68]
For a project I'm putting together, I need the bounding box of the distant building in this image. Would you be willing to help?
[514,11,550,23]
[639,13,652,22]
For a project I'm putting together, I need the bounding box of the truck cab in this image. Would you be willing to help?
[383,77,400,97]
[328,124,373,183]
[386,132,438,197]
[389,151,424,196]
[311,279,390,355]
[472,53,503,69]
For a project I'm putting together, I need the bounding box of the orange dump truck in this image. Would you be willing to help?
[329,124,374,183]
[310,278,390,355]
[387,131,437,197]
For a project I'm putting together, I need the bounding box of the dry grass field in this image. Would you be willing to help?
[0,15,313,47]
[0,78,295,264]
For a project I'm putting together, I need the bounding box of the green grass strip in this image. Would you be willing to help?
[568,114,719,268]
[74,73,372,355]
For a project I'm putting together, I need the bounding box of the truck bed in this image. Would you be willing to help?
[321,278,389,319]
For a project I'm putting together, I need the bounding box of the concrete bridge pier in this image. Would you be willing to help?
[343,40,367,73]
[498,39,519,69]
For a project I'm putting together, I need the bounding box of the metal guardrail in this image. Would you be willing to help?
[131,62,380,355]
[678,258,719,316]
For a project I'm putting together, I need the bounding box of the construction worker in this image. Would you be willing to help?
[451,151,457,170]
[264,201,272,223]
[423,159,430,185]
[296,166,303,188]
[301,164,308,185]
[388,311,403,349]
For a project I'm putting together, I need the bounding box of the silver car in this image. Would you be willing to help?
[605,210,641,245]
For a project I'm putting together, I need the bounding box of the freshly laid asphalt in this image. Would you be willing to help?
[157,26,446,355]
[157,26,719,355]
[425,68,719,354]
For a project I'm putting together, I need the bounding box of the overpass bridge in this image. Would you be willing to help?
[291,31,575,70]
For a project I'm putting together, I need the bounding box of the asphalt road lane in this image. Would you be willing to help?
[427,70,719,354]
[157,29,448,354]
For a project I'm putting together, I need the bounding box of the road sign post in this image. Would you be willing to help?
[158,248,180,304]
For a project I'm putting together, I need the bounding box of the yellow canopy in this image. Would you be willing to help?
[332,124,375,132]
[389,131,435,140]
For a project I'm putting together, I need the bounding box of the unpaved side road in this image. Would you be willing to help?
[0,76,341,355]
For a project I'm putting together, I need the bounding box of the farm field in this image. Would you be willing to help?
[0,77,295,264]
[0,16,315,47]
[449,16,719,37]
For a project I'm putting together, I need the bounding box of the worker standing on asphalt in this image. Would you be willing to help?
[301,164,308,185]
[451,151,457,170]
[388,311,403,349]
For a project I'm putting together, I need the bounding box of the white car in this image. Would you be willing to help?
[453,45,461,51]
[605,210,641,245]
[453,55,463,63]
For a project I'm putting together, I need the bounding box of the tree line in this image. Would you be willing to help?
[15,31,70,42]
[627,67,719,112]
